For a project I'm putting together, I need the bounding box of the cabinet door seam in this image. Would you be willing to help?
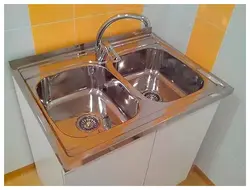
[142,130,157,185]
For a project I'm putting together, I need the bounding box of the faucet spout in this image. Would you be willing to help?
[95,13,151,62]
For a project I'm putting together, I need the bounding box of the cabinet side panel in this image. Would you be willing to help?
[13,78,64,186]
[65,132,156,186]
[144,102,220,185]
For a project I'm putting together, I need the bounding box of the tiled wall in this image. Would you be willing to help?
[194,5,246,185]
[186,5,235,71]
[144,4,198,54]
[4,4,34,174]
[28,4,143,54]
[6,5,245,185]
[144,4,235,72]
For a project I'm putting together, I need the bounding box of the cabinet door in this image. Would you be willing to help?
[65,132,155,186]
[144,102,219,186]
[14,78,65,186]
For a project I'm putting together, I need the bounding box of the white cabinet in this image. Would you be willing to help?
[13,76,219,186]
[14,77,155,186]
[65,132,155,186]
[14,78,65,185]
[144,102,219,185]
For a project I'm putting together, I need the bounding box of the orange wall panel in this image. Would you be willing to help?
[75,9,142,44]
[32,21,75,54]
[186,4,235,71]
[75,4,142,17]
[28,4,143,54]
[29,5,74,25]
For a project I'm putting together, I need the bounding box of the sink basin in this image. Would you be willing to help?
[12,25,233,171]
[114,48,204,102]
[36,64,139,137]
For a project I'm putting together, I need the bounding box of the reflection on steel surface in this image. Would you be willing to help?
[113,48,204,102]
[36,65,139,138]
[10,13,233,171]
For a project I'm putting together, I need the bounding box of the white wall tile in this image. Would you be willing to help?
[5,28,35,92]
[4,5,35,173]
[4,4,31,30]
[195,4,246,185]
[4,28,34,61]
[143,4,198,53]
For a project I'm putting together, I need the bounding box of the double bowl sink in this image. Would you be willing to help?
[11,28,233,170]
[36,47,204,138]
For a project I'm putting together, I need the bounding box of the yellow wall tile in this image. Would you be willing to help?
[29,4,143,54]
[109,4,143,11]
[75,8,142,44]
[186,18,225,71]
[28,4,73,25]
[197,4,235,30]
[75,14,109,44]
[75,5,113,17]
[75,4,142,18]
[32,21,75,54]
[186,4,235,71]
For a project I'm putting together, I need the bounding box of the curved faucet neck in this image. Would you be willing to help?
[95,14,151,62]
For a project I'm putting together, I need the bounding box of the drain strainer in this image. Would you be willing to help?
[76,115,100,131]
[143,91,162,102]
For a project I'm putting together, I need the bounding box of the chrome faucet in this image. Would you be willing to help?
[95,13,151,62]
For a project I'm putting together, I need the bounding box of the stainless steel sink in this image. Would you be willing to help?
[36,64,139,137]
[114,48,204,102]
[10,14,233,171]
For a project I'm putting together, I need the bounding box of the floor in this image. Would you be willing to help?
[4,165,213,186]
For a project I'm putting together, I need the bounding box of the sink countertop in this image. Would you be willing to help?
[10,28,233,172]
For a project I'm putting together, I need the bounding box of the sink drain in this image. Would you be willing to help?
[76,115,100,131]
[143,91,162,102]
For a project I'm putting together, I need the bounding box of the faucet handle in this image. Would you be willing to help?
[98,40,122,63]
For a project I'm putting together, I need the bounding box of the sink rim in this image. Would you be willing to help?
[10,29,234,171]
[35,63,141,138]
[108,43,206,104]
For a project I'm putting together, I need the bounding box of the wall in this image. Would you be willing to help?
[4,4,34,174]
[28,4,143,54]
[144,4,246,185]
[144,4,198,54]
[5,4,246,185]
[4,4,143,174]
[186,4,235,71]
[194,5,246,185]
